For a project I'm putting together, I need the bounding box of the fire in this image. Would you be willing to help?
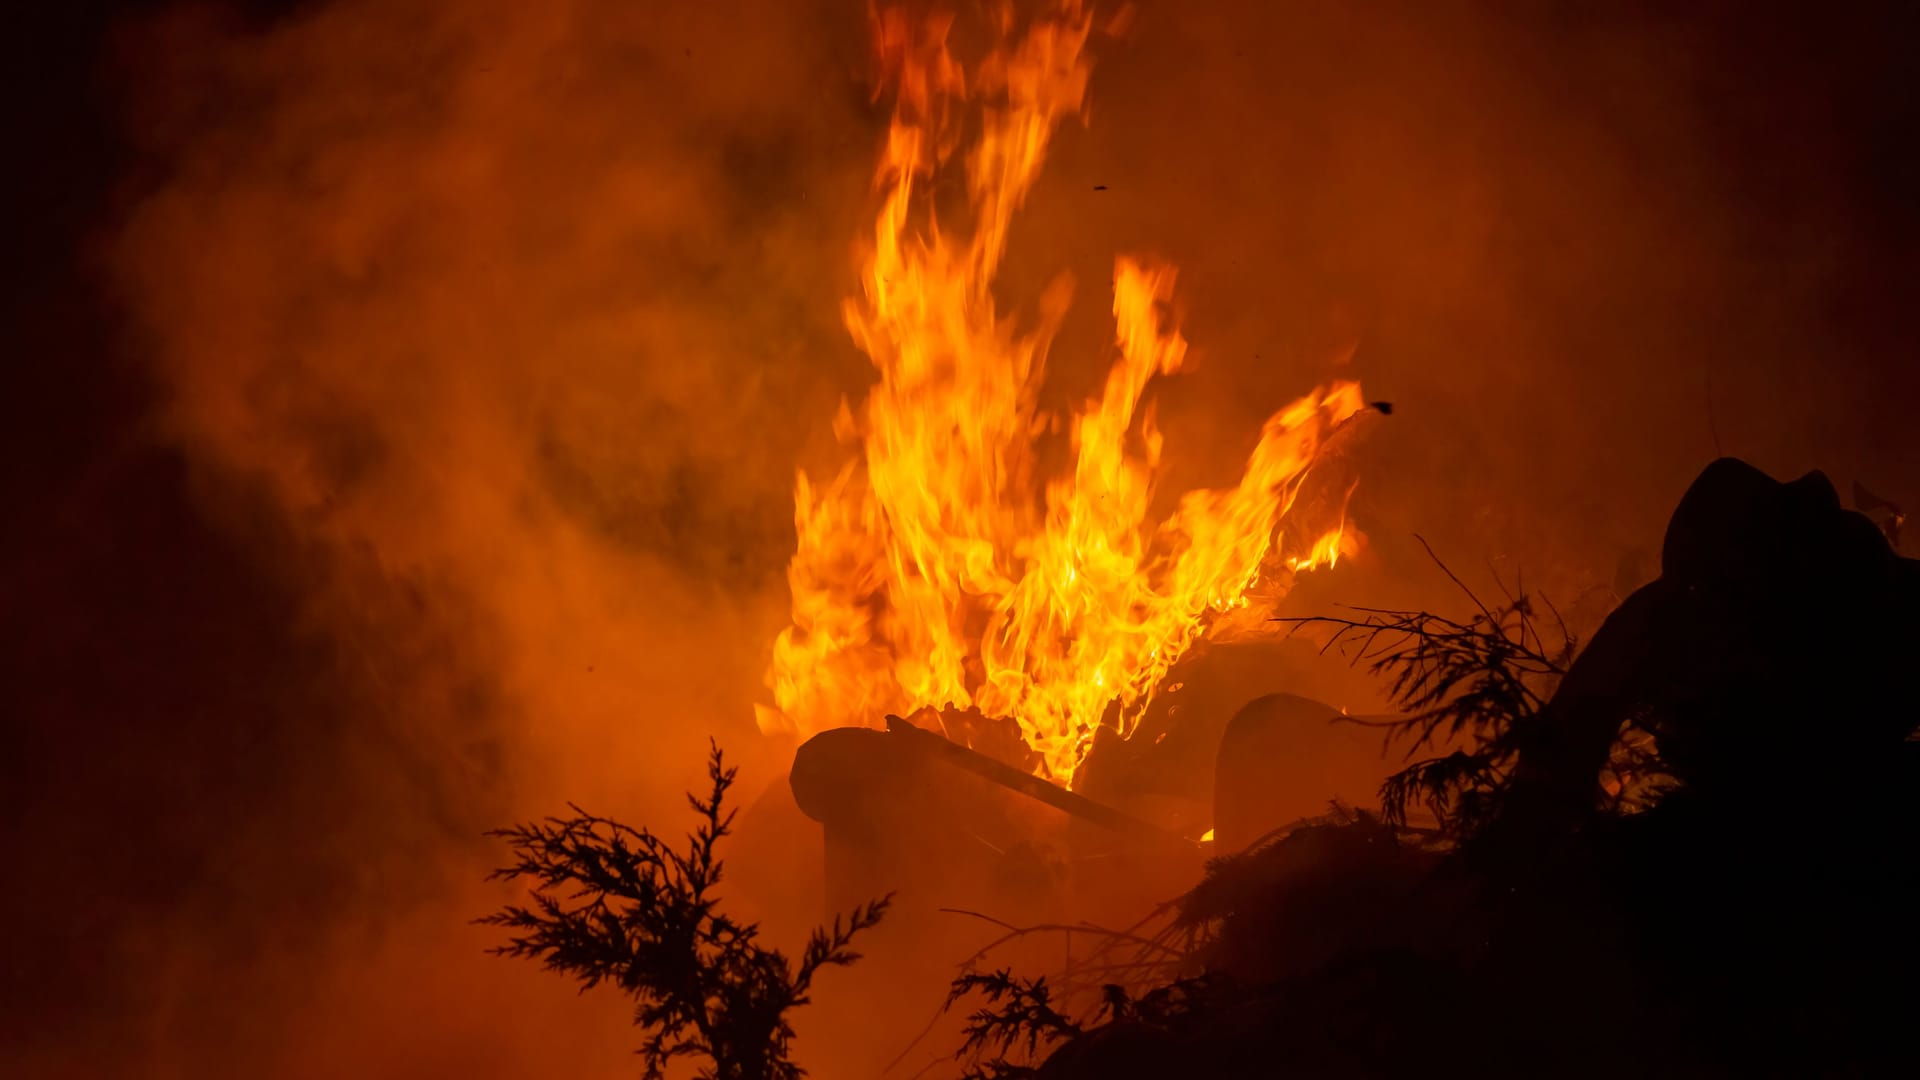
[760,1,1366,785]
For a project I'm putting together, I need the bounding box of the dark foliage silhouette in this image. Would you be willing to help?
[1286,586,1572,834]
[482,742,889,1080]
[947,968,1226,1079]
[946,969,1081,1078]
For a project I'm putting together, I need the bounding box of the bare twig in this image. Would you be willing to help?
[1416,533,1494,621]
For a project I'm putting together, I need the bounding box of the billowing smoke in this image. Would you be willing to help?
[9,0,1911,1075]
[95,0,880,1075]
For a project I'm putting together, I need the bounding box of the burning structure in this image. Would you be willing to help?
[754,2,1395,988]
[761,2,1369,785]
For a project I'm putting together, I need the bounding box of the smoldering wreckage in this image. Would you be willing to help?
[460,3,1920,1077]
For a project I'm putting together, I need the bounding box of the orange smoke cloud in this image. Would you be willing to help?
[105,0,879,1075]
[119,0,879,796]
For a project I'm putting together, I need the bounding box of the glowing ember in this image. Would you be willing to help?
[759,1,1366,785]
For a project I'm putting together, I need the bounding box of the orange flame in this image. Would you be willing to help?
[762,1,1365,785]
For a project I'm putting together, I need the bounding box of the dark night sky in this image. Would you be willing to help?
[2,1,1916,1075]
[1,0,332,1056]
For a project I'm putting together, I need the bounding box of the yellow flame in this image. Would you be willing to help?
[1286,520,1349,572]
[764,2,1363,785]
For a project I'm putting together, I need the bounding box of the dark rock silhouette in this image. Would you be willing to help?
[1486,457,1919,850]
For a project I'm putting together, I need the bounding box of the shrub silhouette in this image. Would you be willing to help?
[482,742,888,1080]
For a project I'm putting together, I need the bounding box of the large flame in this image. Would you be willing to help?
[761,1,1365,785]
